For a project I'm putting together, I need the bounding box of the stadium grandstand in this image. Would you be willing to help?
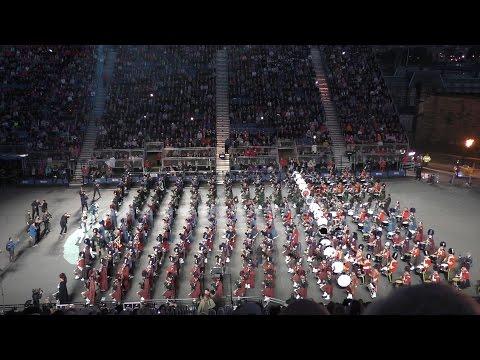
[0,45,479,316]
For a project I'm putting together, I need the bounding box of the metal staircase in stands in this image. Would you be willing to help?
[310,46,351,171]
[72,45,116,184]
[215,48,230,184]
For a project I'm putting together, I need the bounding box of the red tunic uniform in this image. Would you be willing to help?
[98,264,109,292]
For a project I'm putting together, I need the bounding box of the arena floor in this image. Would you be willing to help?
[0,176,479,306]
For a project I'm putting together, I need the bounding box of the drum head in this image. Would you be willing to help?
[320,239,331,247]
[337,274,351,288]
[332,261,343,274]
[323,247,335,257]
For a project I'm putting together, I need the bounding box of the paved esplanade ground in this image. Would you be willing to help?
[0,178,479,305]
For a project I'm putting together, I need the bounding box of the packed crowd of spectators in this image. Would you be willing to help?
[228,45,329,147]
[96,46,216,149]
[324,46,407,146]
[0,46,95,158]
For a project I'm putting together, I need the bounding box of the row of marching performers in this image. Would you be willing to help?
[257,177,280,300]
[135,176,184,301]
[233,177,258,297]
[281,198,309,300]
[232,175,280,300]
[76,175,162,305]
[187,175,224,303]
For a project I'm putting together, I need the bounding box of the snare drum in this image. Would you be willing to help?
[440,263,448,272]
[382,220,389,227]
[332,261,344,274]
[323,246,335,258]
[395,279,403,285]
[337,274,351,288]
[320,239,331,247]
[367,209,374,215]
[452,277,460,283]
[347,210,354,216]
[358,223,364,230]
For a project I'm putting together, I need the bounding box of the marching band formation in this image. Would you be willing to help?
[66,163,473,306]
[283,165,472,301]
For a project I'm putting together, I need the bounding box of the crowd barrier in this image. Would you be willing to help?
[17,169,406,187]
[19,178,70,186]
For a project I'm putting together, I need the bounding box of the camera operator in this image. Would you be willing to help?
[32,288,43,308]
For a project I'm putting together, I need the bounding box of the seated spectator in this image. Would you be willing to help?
[280,299,330,315]
[364,283,480,315]
[228,45,330,147]
[0,46,94,161]
[324,46,407,147]
[96,46,216,149]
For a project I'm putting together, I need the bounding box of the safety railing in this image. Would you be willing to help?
[161,157,215,171]
[162,147,215,158]
[352,143,409,156]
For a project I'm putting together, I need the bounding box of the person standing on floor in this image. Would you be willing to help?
[28,222,37,247]
[80,191,88,213]
[25,210,33,230]
[31,199,40,218]
[33,216,42,247]
[92,180,101,201]
[42,211,52,235]
[56,273,69,304]
[6,237,19,262]
[60,213,70,235]
[41,200,48,214]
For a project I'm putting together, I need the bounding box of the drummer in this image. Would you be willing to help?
[430,270,441,284]
[443,248,457,281]
[399,266,412,286]
[367,234,380,253]
[368,267,380,299]
[376,242,392,268]
[435,242,448,266]
[392,230,405,254]
[346,273,360,299]
[416,251,434,282]
[382,252,399,283]
[320,279,334,301]
[377,209,388,226]
[456,267,470,289]
[362,253,373,280]
[401,243,420,270]
[401,207,410,223]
